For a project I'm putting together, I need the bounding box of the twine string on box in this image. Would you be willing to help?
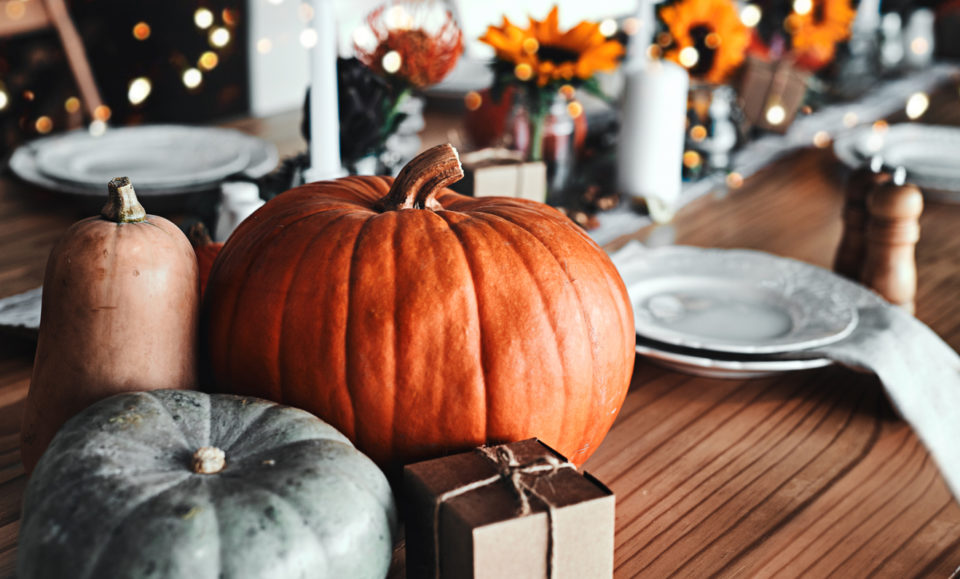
[431,444,575,578]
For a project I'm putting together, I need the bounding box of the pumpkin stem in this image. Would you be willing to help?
[192,446,226,474]
[375,143,463,212]
[188,222,214,248]
[101,177,147,223]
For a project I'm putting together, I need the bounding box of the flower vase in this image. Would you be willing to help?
[540,93,575,204]
[380,92,426,176]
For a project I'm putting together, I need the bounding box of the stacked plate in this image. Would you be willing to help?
[616,245,859,379]
[833,123,960,203]
[9,125,278,199]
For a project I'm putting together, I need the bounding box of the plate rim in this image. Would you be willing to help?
[8,125,279,196]
[832,123,960,198]
[32,125,251,189]
[621,246,859,354]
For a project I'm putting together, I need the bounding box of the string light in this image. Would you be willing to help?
[679,47,699,68]
[127,77,152,105]
[599,19,618,38]
[133,22,151,41]
[793,0,813,15]
[199,51,219,70]
[740,5,762,27]
[464,91,482,111]
[300,28,318,48]
[257,38,273,54]
[522,38,539,55]
[194,8,214,29]
[622,17,640,35]
[5,1,25,19]
[812,131,831,148]
[23,90,34,101]
[683,150,702,169]
[872,120,889,132]
[765,104,786,125]
[726,172,744,188]
[559,84,575,99]
[690,125,708,141]
[35,116,53,134]
[705,33,721,49]
[64,97,80,113]
[183,68,203,89]
[94,105,111,122]
[906,92,929,119]
[0,90,8,111]
[514,63,533,81]
[210,27,231,47]
[842,112,858,127]
[382,50,402,74]
[567,100,583,118]
[910,37,930,56]
[222,9,238,25]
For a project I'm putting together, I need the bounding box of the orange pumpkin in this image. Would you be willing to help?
[188,222,223,297]
[203,144,634,470]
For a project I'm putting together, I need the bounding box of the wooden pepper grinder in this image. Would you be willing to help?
[834,156,889,279]
[861,166,924,313]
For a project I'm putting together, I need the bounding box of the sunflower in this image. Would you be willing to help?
[660,0,751,84]
[786,0,855,70]
[479,6,624,88]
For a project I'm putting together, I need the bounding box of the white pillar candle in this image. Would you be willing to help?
[617,58,690,223]
[306,0,343,182]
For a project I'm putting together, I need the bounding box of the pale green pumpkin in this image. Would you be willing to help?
[18,390,397,579]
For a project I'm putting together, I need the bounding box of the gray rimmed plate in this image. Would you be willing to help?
[620,246,858,355]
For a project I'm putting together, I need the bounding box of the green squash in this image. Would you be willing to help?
[18,390,398,579]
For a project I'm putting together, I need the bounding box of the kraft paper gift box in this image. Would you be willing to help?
[403,438,615,579]
[738,56,810,134]
[450,149,547,203]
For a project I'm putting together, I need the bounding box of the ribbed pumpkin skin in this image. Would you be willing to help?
[18,390,397,579]
[204,175,635,469]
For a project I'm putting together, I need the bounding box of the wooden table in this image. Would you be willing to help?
[1,84,959,577]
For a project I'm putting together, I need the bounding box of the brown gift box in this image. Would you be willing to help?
[738,55,810,134]
[403,438,615,579]
[450,149,547,203]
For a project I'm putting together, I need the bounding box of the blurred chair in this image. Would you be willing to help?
[0,0,104,120]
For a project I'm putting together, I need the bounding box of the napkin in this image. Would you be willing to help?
[611,241,960,501]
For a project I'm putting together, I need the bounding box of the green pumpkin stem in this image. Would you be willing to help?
[375,143,463,212]
[192,446,226,474]
[102,177,147,223]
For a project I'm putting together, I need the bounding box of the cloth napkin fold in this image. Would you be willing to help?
[611,241,960,501]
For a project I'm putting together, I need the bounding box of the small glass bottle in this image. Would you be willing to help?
[541,93,575,202]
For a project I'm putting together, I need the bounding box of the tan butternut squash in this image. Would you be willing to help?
[20,177,199,474]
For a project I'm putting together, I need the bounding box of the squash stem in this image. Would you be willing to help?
[192,446,226,474]
[101,177,147,223]
[375,143,464,212]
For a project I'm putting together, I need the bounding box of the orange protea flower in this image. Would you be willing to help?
[786,0,855,70]
[479,6,624,87]
[660,0,751,84]
[355,1,462,88]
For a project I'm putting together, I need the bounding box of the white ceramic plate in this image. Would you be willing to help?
[620,246,858,354]
[9,126,278,196]
[635,336,832,379]
[833,124,960,202]
[34,125,250,190]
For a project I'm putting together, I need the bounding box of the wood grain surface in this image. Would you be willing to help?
[1,84,959,577]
